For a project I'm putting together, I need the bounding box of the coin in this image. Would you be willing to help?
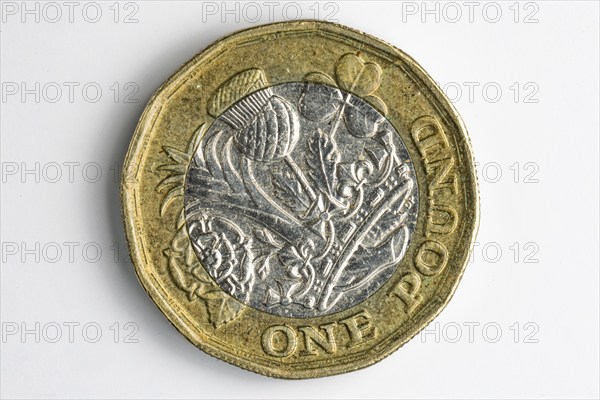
[121,20,479,378]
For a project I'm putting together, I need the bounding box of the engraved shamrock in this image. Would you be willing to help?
[298,53,388,139]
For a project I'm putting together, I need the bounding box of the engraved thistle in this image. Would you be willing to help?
[161,54,418,319]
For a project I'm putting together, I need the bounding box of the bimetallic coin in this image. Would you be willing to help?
[122,20,479,378]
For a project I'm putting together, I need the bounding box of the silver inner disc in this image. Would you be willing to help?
[184,82,418,318]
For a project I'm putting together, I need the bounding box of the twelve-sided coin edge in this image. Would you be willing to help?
[121,20,479,379]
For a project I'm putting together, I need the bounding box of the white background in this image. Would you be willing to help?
[1,1,598,399]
